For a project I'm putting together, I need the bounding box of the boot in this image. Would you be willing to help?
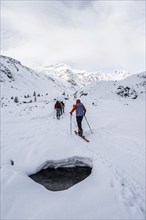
[78,129,83,137]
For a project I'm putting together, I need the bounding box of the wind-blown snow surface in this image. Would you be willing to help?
[1,56,146,219]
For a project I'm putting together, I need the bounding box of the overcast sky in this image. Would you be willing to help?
[1,0,145,73]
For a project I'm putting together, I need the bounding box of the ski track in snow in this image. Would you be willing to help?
[85,132,145,218]
[94,152,145,217]
[45,107,145,218]
[1,100,145,219]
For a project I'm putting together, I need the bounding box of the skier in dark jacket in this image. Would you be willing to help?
[60,101,65,114]
[54,101,62,119]
[70,99,86,136]
[61,101,65,114]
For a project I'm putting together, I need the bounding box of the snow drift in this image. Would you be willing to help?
[0,55,145,219]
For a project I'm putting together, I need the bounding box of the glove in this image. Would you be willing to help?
[70,112,72,116]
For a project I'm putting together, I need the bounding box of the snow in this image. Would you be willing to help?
[37,63,132,89]
[1,98,145,219]
[0,56,146,219]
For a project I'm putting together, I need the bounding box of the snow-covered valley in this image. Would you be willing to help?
[0,56,145,219]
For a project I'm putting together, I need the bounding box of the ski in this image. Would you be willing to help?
[74,131,90,142]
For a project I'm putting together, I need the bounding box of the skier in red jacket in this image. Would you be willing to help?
[70,99,86,136]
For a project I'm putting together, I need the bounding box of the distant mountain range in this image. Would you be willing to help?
[0,55,145,105]
[37,63,132,88]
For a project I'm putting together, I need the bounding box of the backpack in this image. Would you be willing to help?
[55,101,61,109]
[76,103,84,116]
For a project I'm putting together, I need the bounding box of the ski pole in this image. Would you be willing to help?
[70,114,72,135]
[84,115,93,134]
[53,109,55,119]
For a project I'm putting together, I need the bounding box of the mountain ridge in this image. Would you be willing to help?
[37,63,132,87]
[0,55,145,105]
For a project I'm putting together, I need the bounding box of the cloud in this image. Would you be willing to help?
[1,1,145,73]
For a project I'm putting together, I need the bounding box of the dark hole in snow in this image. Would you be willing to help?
[29,157,92,191]
[30,166,92,191]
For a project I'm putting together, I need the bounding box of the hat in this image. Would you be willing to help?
[76,99,80,104]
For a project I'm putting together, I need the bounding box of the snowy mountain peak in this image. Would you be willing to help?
[0,55,37,83]
[0,55,22,66]
[1,55,145,105]
[37,63,132,91]
[45,63,72,70]
[0,55,68,101]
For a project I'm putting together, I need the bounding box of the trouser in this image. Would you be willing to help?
[56,108,61,119]
[76,116,83,134]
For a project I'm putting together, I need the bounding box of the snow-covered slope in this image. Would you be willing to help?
[75,72,146,104]
[0,56,70,105]
[1,92,145,220]
[1,55,145,220]
[1,55,140,107]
